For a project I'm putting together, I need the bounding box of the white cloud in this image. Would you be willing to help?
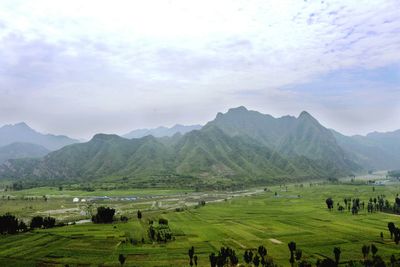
[0,0,399,137]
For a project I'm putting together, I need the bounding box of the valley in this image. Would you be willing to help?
[0,177,399,266]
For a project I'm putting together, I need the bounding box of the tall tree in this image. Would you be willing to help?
[333,247,341,266]
[288,241,296,267]
[295,249,302,261]
[118,254,126,266]
[361,245,370,261]
[371,244,378,257]
[326,198,334,210]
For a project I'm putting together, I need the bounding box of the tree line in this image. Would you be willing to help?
[0,213,58,234]
[182,241,400,267]
[326,195,400,215]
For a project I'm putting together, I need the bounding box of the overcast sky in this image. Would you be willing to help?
[0,0,399,139]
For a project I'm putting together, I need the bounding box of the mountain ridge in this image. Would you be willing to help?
[0,122,79,151]
[0,107,399,186]
[123,124,202,139]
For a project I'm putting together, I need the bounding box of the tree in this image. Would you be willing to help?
[209,253,217,267]
[333,247,341,266]
[188,246,195,263]
[253,254,260,267]
[326,198,334,210]
[371,244,378,257]
[118,254,126,266]
[244,250,253,264]
[295,249,302,261]
[288,241,296,267]
[43,216,56,229]
[18,221,27,232]
[258,245,267,259]
[362,245,370,261]
[0,213,19,234]
[159,218,168,225]
[388,222,396,239]
[394,228,400,245]
[390,255,396,267]
[30,216,44,229]
[92,207,115,223]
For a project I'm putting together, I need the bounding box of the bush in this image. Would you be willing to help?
[159,218,168,225]
[92,207,115,223]
[0,213,22,234]
[30,216,44,229]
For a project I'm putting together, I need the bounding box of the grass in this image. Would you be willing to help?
[0,183,399,266]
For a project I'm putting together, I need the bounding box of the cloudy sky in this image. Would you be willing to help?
[0,0,399,139]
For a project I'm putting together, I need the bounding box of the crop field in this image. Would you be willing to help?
[0,182,400,266]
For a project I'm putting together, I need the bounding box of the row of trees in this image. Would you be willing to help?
[182,241,399,267]
[0,213,57,234]
[326,195,400,215]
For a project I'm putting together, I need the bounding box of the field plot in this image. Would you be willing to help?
[0,183,399,266]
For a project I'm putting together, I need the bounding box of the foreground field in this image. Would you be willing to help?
[0,182,399,266]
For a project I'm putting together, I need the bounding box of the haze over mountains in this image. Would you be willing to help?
[0,122,79,163]
[0,107,399,185]
[123,124,202,139]
[0,122,79,151]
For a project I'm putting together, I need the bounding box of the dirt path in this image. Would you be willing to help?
[269,238,282,244]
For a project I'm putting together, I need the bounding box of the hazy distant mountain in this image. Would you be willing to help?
[0,122,79,150]
[123,124,202,139]
[0,142,49,163]
[0,107,360,183]
[332,129,400,170]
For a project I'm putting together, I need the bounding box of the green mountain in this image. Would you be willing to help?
[0,107,373,185]
[0,122,79,150]
[206,107,358,176]
[0,142,50,163]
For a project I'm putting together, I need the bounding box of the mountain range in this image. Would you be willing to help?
[0,142,50,164]
[0,107,399,186]
[123,124,202,139]
[0,122,79,151]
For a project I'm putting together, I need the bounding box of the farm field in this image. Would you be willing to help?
[0,182,399,266]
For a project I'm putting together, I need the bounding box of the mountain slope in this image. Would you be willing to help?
[277,111,358,175]
[0,122,79,150]
[332,130,400,170]
[0,107,375,184]
[0,126,338,182]
[0,143,49,163]
[123,124,202,139]
[206,106,296,147]
[207,107,359,176]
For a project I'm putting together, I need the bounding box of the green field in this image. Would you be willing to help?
[0,182,399,266]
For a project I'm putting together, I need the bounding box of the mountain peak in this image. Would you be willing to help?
[91,133,121,142]
[15,122,29,128]
[297,111,322,127]
[1,122,33,131]
[298,111,312,118]
[227,106,248,113]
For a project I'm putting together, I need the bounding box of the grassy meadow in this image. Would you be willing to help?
[0,182,399,266]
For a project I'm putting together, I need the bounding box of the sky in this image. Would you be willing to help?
[0,0,399,139]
